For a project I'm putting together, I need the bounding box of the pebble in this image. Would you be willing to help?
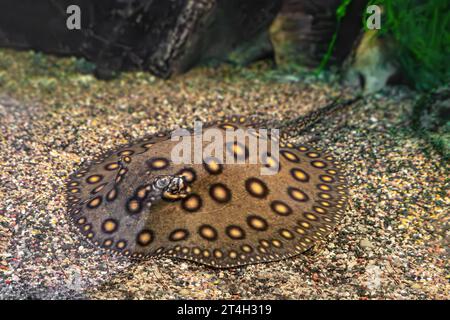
[360,238,374,250]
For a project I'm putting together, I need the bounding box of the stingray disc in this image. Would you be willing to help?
[66,115,348,268]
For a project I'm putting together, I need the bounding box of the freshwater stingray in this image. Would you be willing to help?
[66,97,358,268]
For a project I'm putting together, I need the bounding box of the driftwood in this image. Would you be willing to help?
[0,0,281,78]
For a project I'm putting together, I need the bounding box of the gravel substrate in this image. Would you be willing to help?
[0,51,448,299]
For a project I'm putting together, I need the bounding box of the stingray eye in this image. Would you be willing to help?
[172,176,188,193]
[177,176,187,190]
[154,176,170,189]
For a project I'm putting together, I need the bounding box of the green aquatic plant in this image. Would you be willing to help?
[365,0,450,91]
[319,0,449,91]
[316,0,352,74]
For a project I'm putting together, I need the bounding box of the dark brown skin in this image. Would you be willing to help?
[66,111,350,268]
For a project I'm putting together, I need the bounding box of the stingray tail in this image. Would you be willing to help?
[280,95,363,137]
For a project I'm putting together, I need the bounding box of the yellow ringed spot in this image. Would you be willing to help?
[320,201,331,207]
[281,150,299,162]
[103,239,113,247]
[87,196,102,209]
[327,169,337,175]
[228,142,247,158]
[213,249,223,258]
[271,239,282,248]
[314,206,327,214]
[118,150,134,156]
[270,200,292,216]
[102,219,118,234]
[136,186,149,199]
[106,187,118,201]
[127,199,142,213]
[181,194,202,212]
[295,227,306,235]
[311,160,327,168]
[115,175,123,184]
[280,229,294,240]
[220,123,237,130]
[203,250,210,258]
[304,213,318,221]
[247,215,268,231]
[299,221,311,229]
[105,163,120,171]
[288,187,309,202]
[290,168,309,182]
[193,248,201,255]
[306,152,320,158]
[77,217,86,225]
[320,175,335,183]
[241,245,253,253]
[116,240,127,249]
[317,184,332,191]
[169,229,189,242]
[245,178,269,198]
[226,225,246,240]
[198,225,218,241]
[148,157,169,170]
[259,240,270,248]
[92,183,107,194]
[86,175,103,184]
[203,157,223,175]
[263,155,279,170]
[142,143,154,148]
[209,183,232,203]
[229,251,238,259]
[319,193,332,200]
[177,168,196,183]
[123,156,132,163]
